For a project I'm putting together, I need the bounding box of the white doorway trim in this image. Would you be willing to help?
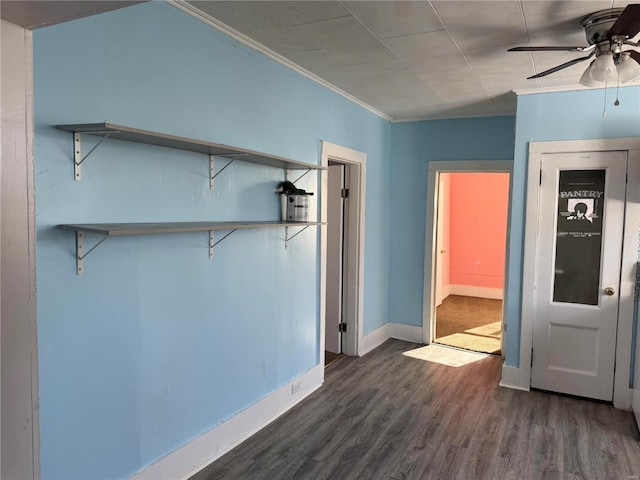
[320,141,366,359]
[1,20,40,480]
[517,137,640,409]
[423,160,514,348]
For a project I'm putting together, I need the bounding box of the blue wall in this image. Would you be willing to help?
[388,117,516,327]
[34,3,390,478]
[505,86,640,365]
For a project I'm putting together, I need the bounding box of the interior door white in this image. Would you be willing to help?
[325,164,345,354]
[435,175,446,307]
[532,151,627,401]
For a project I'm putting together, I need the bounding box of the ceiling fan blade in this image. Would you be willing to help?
[607,4,640,38]
[508,46,588,52]
[630,50,640,65]
[527,53,594,79]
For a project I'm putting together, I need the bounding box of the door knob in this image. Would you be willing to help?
[604,287,615,296]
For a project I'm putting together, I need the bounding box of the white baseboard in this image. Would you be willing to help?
[130,364,324,480]
[499,363,530,391]
[440,285,451,301]
[389,323,423,344]
[449,285,503,300]
[360,323,390,356]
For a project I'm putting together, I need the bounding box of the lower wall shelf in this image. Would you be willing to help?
[59,221,325,274]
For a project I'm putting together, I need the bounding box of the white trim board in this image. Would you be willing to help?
[514,138,640,410]
[448,285,503,300]
[499,364,529,392]
[389,323,423,344]
[513,82,640,96]
[131,365,324,480]
[360,324,390,356]
[360,323,423,357]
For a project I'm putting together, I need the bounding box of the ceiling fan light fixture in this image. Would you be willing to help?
[579,64,600,86]
[589,52,616,81]
[617,54,640,83]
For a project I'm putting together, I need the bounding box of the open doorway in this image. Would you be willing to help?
[423,161,513,357]
[325,162,349,366]
[433,172,509,355]
[320,141,366,368]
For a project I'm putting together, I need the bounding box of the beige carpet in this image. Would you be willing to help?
[435,295,502,355]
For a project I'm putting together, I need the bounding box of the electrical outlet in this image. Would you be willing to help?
[291,381,302,395]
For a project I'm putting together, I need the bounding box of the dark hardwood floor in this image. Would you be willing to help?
[191,339,640,480]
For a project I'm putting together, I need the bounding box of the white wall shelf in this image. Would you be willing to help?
[60,221,324,274]
[56,122,325,185]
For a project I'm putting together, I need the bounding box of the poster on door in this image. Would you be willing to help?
[553,169,605,306]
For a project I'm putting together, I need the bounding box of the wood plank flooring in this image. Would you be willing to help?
[190,340,640,480]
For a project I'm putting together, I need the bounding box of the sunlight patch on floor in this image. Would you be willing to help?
[402,344,490,367]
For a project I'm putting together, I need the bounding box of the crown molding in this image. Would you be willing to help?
[168,0,392,122]
[513,81,640,96]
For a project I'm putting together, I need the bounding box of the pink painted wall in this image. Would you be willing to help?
[448,172,509,289]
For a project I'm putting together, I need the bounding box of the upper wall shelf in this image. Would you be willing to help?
[56,122,324,184]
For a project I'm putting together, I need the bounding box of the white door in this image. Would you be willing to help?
[532,151,627,400]
[325,164,345,354]
[435,175,446,306]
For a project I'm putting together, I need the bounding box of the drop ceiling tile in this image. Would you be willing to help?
[464,45,536,93]
[195,1,350,29]
[188,1,225,9]
[399,96,448,110]
[385,30,461,68]
[343,1,444,39]
[431,1,528,50]
[286,50,365,86]
[448,97,499,116]
[492,92,518,113]
[414,56,487,98]
[349,58,412,77]
[241,27,321,54]
[521,1,611,17]
[524,11,593,46]
[291,16,396,65]
[424,77,488,98]
[287,49,347,71]
[349,60,440,100]
[393,86,444,105]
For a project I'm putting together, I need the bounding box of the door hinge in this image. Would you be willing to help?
[341,188,349,198]
[539,169,542,185]
[338,322,347,332]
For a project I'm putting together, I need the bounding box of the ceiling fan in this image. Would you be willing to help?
[509,4,640,86]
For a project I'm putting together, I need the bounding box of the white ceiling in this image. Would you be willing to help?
[0,1,145,29]
[184,0,640,121]
[2,1,639,121]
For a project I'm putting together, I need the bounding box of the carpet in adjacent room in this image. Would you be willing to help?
[435,295,502,355]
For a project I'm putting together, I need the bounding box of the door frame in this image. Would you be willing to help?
[423,160,514,349]
[519,138,640,409]
[319,141,366,359]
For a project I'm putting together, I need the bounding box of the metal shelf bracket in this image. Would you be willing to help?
[210,154,249,189]
[73,131,116,181]
[210,228,237,257]
[289,168,312,185]
[285,225,310,250]
[76,231,108,275]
